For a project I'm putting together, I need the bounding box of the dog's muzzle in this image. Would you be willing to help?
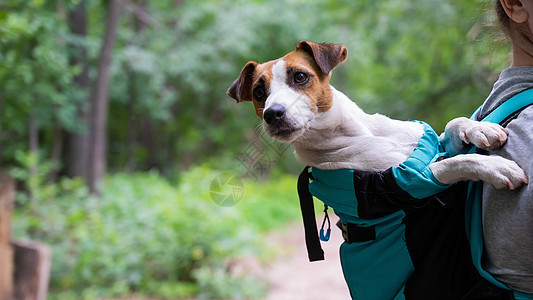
[263,104,286,125]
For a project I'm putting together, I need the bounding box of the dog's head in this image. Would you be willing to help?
[227,41,347,142]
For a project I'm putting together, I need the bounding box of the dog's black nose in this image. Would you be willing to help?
[263,104,286,125]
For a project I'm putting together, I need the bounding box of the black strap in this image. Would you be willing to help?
[297,166,324,262]
[336,220,376,243]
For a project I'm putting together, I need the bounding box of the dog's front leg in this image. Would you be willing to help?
[434,117,528,189]
[429,154,528,190]
[440,117,508,155]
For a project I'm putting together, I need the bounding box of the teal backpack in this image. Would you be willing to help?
[298,88,533,299]
[465,88,533,300]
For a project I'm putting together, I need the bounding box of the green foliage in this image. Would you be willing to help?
[9,151,58,205]
[12,166,301,299]
[1,0,512,173]
[324,0,510,131]
[2,1,516,299]
[0,2,82,174]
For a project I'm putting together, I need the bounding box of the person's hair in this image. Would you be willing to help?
[495,0,512,38]
[494,0,533,48]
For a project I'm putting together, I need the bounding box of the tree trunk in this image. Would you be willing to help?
[125,0,148,172]
[28,115,38,161]
[0,174,14,300]
[66,0,91,181]
[125,75,137,172]
[139,116,159,170]
[0,93,4,165]
[28,113,38,202]
[87,0,122,195]
[48,122,63,184]
[12,240,52,300]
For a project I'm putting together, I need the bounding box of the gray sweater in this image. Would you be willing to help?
[476,66,533,293]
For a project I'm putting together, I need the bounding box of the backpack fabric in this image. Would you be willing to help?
[298,89,533,299]
[464,88,533,299]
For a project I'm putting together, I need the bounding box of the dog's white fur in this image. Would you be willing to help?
[230,42,528,190]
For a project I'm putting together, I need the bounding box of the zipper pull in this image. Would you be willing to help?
[320,204,331,242]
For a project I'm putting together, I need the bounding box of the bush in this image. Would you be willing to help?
[12,165,302,299]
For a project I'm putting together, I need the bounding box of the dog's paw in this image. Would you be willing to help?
[461,122,508,150]
[481,156,529,190]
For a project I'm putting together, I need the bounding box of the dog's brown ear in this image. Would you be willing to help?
[227,61,258,103]
[296,41,347,75]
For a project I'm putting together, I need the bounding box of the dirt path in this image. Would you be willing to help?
[260,222,351,300]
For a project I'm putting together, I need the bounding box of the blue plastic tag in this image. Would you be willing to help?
[320,228,331,241]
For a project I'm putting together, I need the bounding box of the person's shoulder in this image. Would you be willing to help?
[501,66,533,77]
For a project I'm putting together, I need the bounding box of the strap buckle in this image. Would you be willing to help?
[337,221,376,244]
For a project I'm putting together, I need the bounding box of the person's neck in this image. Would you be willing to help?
[511,41,533,67]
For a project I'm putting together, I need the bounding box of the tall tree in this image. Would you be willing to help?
[88,0,122,194]
[66,0,91,181]
[125,0,148,172]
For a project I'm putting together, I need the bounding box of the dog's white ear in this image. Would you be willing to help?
[227,61,258,103]
[296,41,347,75]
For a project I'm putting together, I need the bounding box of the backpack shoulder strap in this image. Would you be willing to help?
[471,88,533,123]
[298,166,325,262]
[466,88,533,292]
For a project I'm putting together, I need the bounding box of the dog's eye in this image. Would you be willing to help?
[294,72,309,84]
[253,86,266,101]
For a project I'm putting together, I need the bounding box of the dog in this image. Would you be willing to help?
[226,41,530,298]
[226,41,528,190]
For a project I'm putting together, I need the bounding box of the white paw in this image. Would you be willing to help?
[481,156,529,190]
[461,122,508,150]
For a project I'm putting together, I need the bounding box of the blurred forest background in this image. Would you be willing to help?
[0,0,511,299]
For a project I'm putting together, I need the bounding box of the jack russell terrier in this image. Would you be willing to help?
[226,41,528,190]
